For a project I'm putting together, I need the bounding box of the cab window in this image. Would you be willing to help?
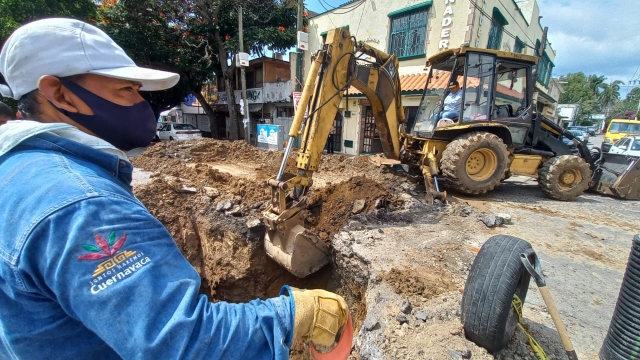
[462,53,494,122]
[494,64,528,118]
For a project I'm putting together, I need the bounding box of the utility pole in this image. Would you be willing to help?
[239,6,250,143]
[295,0,304,91]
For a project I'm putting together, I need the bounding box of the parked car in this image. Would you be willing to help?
[153,122,163,142]
[564,129,587,143]
[157,122,203,141]
[587,126,597,136]
[567,126,590,141]
[609,136,640,157]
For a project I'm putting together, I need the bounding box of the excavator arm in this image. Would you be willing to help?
[261,28,404,277]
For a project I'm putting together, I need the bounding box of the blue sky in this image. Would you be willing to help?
[303,0,640,98]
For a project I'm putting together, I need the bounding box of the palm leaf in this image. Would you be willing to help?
[94,234,111,254]
[82,244,101,252]
[110,234,128,254]
[109,231,116,246]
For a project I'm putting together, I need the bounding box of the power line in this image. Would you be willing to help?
[332,0,366,14]
[315,0,366,32]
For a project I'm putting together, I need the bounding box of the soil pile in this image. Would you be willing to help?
[131,139,427,358]
[304,176,402,240]
[132,139,412,301]
[376,267,458,299]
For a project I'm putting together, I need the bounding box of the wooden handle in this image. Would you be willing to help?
[539,286,577,358]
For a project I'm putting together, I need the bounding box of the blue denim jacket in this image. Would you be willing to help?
[0,121,294,359]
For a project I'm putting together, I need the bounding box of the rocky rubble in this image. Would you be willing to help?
[131,139,570,360]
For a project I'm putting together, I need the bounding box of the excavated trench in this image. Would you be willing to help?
[130,139,417,357]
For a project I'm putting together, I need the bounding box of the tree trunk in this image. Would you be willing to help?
[193,90,218,138]
[213,30,240,140]
[223,74,240,140]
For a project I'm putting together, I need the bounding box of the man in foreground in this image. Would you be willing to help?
[0,18,348,359]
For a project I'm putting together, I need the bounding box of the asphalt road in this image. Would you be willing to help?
[589,134,604,150]
[457,168,639,359]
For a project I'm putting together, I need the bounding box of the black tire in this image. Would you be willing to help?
[538,155,591,201]
[169,136,174,141]
[441,132,510,194]
[461,235,532,353]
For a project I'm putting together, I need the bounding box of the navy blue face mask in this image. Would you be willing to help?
[54,78,157,151]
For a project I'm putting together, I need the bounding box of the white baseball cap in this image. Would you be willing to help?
[0,18,180,100]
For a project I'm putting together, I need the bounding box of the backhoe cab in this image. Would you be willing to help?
[402,47,598,201]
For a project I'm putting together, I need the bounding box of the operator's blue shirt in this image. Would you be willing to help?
[0,121,294,359]
[443,89,462,112]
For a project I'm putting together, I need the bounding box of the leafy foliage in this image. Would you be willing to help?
[0,0,96,109]
[558,72,628,124]
[97,0,305,138]
[0,0,97,45]
[609,87,640,120]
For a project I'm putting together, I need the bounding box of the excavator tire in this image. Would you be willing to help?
[538,155,591,201]
[441,132,510,194]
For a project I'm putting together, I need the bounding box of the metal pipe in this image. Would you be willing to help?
[276,137,295,181]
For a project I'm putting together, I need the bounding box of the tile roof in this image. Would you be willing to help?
[347,70,524,100]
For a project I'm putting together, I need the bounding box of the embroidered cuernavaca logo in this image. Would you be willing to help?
[78,232,151,294]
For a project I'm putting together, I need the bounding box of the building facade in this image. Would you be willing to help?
[557,104,580,127]
[211,56,295,142]
[304,0,558,155]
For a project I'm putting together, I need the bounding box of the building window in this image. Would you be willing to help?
[537,52,554,87]
[388,4,429,59]
[404,106,419,132]
[487,8,508,50]
[514,37,524,53]
[246,71,254,88]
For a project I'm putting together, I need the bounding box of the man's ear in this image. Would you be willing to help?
[37,75,82,114]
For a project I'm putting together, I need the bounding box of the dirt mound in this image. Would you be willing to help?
[304,176,399,240]
[376,267,458,299]
[130,139,429,358]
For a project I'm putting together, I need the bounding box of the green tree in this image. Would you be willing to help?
[0,0,96,44]
[98,0,304,140]
[609,87,640,120]
[559,73,593,104]
[0,0,97,110]
[587,75,606,97]
[598,80,624,119]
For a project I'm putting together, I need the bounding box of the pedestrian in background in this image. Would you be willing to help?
[327,123,336,154]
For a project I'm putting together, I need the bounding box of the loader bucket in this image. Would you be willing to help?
[263,211,331,278]
[591,153,640,200]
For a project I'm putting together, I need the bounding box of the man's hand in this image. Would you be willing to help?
[284,286,349,347]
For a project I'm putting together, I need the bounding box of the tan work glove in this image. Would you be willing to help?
[282,286,349,347]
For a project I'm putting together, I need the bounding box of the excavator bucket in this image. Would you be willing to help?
[592,153,640,200]
[263,211,331,278]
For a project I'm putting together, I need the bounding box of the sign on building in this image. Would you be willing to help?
[292,92,309,117]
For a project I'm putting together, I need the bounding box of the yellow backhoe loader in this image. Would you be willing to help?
[261,28,640,278]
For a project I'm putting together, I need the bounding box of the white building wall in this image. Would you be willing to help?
[306,0,558,154]
[307,0,555,75]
